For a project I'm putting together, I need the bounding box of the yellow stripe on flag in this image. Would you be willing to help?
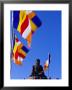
[17,11,26,32]
[17,43,23,50]
[18,49,27,57]
[30,20,37,32]
[17,43,26,57]
[13,42,18,54]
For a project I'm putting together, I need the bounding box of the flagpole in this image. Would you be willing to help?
[48,65,49,79]
[48,53,51,79]
[10,11,12,76]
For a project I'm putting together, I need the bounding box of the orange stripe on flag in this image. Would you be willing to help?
[26,31,32,47]
[28,12,36,19]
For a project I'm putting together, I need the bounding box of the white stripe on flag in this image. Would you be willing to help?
[18,56,23,62]
[22,20,31,39]
[26,10,32,15]
[45,59,49,67]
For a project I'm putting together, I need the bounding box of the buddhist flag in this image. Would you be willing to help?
[13,10,42,48]
[12,41,29,65]
[26,11,42,47]
[12,11,30,65]
[28,11,42,33]
[11,10,42,65]
[13,11,32,48]
[44,54,51,71]
[44,60,49,71]
[13,11,31,39]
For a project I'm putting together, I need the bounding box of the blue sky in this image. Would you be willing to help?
[10,11,61,79]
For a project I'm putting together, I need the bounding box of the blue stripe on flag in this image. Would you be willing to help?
[13,11,20,29]
[32,15,42,27]
[22,46,29,53]
[14,28,28,49]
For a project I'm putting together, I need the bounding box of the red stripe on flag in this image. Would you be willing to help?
[15,50,19,59]
[16,38,19,42]
[21,15,29,35]
[18,53,26,58]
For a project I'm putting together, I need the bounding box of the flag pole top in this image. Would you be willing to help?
[48,53,51,58]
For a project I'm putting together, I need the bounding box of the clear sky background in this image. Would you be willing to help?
[10,11,61,79]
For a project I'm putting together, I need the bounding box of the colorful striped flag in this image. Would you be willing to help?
[28,11,42,33]
[12,38,29,65]
[44,59,49,71]
[44,54,51,71]
[11,10,42,65]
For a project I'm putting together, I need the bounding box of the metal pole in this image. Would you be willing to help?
[48,65,49,79]
[48,53,51,79]
[10,11,12,76]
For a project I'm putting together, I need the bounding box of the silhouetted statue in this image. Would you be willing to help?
[30,59,47,79]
